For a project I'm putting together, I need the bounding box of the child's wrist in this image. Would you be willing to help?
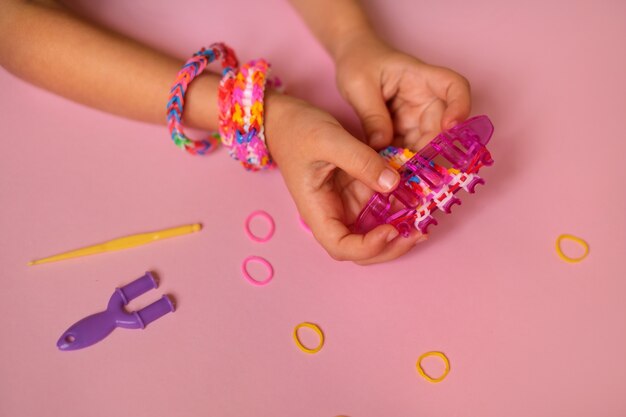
[179,73,221,131]
[263,92,306,160]
[331,28,382,63]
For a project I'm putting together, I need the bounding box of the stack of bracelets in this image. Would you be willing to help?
[166,42,279,171]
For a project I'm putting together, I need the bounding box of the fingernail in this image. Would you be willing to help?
[446,120,458,130]
[386,229,399,242]
[378,168,398,191]
[369,131,383,145]
[415,234,429,245]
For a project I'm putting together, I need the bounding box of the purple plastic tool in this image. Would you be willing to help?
[57,271,175,351]
[353,115,495,237]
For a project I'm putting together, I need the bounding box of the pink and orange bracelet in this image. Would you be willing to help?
[166,42,277,171]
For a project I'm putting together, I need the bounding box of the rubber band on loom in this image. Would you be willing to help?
[293,322,324,354]
[166,43,238,155]
[416,351,450,383]
[244,210,275,242]
[556,234,589,263]
[241,256,274,286]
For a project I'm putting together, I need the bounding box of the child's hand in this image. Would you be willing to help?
[265,93,426,264]
[334,33,471,151]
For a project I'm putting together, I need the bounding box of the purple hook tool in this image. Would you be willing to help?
[57,271,175,351]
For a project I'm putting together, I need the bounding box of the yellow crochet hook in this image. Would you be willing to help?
[28,223,202,266]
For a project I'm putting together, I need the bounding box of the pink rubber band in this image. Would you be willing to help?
[241,256,274,286]
[245,210,275,242]
[298,216,311,233]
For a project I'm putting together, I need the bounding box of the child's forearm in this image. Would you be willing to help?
[0,0,218,130]
[287,0,380,62]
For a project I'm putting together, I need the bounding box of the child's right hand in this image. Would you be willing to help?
[264,93,427,264]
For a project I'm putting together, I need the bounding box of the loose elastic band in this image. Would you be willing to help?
[298,216,311,233]
[244,210,275,242]
[416,351,450,383]
[556,234,589,263]
[241,256,274,286]
[293,322,324,354]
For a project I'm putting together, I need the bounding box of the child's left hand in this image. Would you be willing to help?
[264,93,426,264]
[334,33,471,152]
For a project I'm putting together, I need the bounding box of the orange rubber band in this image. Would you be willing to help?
[556,234,589,263]
[416,351,450,383]
[293,322,324,354]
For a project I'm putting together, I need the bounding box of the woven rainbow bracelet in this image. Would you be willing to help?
[225,59,273,170]
[166,43,237,155]
[166,42,276,171]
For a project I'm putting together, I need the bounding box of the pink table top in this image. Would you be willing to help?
[1,0,625,416]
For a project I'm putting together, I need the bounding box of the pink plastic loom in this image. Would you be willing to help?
[353,115,495,237]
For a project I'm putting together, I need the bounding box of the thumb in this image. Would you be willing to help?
[345,80,394,149]
[440,78,471,130]
[320,129,400,193]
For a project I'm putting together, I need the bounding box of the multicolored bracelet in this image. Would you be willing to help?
[166,42,277,171]
[223,59,273,170]
[166,43,237,155]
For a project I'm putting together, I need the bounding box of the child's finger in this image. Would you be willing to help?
[296,185,397,262]
[319,130,399,194]
[344,80,394,149]
[415,99,445,149]
[355,230,427,265]
[440,76,471,130]
[312,220,399,262]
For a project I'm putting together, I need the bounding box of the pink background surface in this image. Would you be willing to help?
[1,1,626,416]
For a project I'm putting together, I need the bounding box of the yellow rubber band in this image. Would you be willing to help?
[416,351,450,383]
[293,322,324,354]
[556,234,589,263]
